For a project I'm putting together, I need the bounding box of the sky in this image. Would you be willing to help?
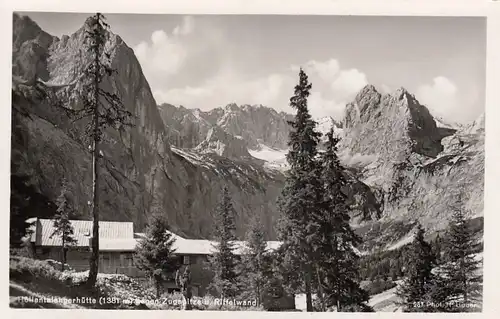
[21,12,486,124]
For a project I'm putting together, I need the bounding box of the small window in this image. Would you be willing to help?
[183,255,190,265]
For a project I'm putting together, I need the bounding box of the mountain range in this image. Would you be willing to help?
[10,13,484,252]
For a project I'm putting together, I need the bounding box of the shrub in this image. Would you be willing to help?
[10,256,62,282]
[45,259,74,272]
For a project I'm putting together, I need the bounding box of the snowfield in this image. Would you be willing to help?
[387,234,415,251]
[171,147,216,169]
[249,144,289,172]
[246,116,343,173]
[316,116,343,137]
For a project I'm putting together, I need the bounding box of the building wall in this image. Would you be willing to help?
[34,246,141,276]
[34,246,91,271]
[177,254,212,297]
[98,251,144,277]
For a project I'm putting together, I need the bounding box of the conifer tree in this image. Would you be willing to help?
[241,215,270,305]
[277,68,323,312]
[176,265,193,310]
[397,224,437,312]
[432,233,443,263]
[440,209,482,310]
[10,175,38,248]
[50,179,77,271]
[134,213,178,298]
[316,128,371,311]
[208,186,240,299]
[71,13,134,287]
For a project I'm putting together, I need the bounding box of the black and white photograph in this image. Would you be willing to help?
[8,5,488,313]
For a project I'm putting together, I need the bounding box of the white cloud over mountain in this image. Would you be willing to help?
[134,16,479,124]
[133,17,195,76]
[416,76,469,123]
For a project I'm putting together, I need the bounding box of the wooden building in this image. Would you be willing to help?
[28,218,294,309]
[28,218,142,277]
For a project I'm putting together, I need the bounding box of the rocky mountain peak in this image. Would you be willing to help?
[467,112,485,135]
[12,13,55,51]
[341,85,446,159]
[355,84,381,113]
[336,85,484,242]
[12,14,173,227]
[12,14,57,84]
[224,103,240,112]
[12,14,484,250]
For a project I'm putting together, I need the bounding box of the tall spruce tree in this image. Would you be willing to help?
[277,68,323,312]
[397,224,438,312]
[241,215,270,305]
[209,186,240,299]
[50,179,77,271]
[71,13,134,287]
[10,175,39,248]
[316,128,371,311]
[176,265,193,310]
[432,233,443,263]
[440,209,482,310]
[134,213,178,298]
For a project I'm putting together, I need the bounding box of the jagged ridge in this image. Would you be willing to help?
[10,13,284,239]
[340,84,484,250]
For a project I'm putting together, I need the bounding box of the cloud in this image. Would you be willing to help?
[154,86,213,108]
[173,16,194,36]
[416,76,465,122]
[128,17,480,126]
[154,57,366,121]
[380,84,392,94]
[133,15,232,95]
[154,70,294,111]
[134,32,186,77]
[331,69,368,96]
[308,91,347,120]
[132,17,369,121]
[293,59,341,84]
[291,59,368,119]
[133,16,196,79]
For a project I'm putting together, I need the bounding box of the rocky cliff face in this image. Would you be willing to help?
[158,102,294,151]
[338,85,484,250]
[157,103,213,149]
[342,85,448,160]
[157,100,382,222]
[11,14,483,250]
[195,126,253,160]
[10,13,283,239]
[212,103,294,150]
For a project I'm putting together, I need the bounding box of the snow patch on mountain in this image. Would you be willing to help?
[387,234,414,251]
[249,144,289,172]
[316,116,343,137]
[171,147,216,169]
[434,116,464,131]
[464,113,485,135]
